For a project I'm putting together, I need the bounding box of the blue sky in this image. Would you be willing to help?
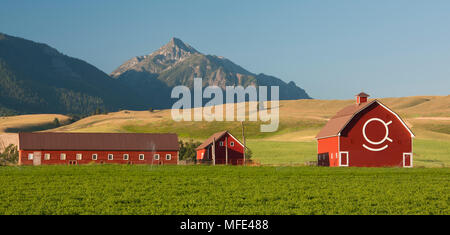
[1,0,449,99]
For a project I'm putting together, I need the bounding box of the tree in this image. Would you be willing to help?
[53,117,60,127]
[179,139,202,161]
[0,144,18,166]
[67,114,81,123]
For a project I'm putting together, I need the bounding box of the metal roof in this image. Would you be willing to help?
[356,92,370,97]
[18,132,179,151]
[315,100,414,139]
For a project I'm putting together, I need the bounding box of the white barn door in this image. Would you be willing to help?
[33,152,41,166]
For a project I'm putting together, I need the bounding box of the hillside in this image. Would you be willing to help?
[50,96,449,137]
[0,114,70,150]
[46,95,450,167]
[0,33,150,115]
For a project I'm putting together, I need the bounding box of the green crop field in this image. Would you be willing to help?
[247,139,450,167]
[0,165,448,215]
[246,140,317,165]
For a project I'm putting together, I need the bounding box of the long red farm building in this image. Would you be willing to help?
[316,93,415,167]
[18,132,179,165]
[196,131,245,165]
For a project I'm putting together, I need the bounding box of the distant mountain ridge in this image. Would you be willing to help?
[0,33,310,116]
[112,38,311,101]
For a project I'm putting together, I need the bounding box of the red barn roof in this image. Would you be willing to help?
[196,131,244,150]
[315,100,414,139]
[356,92,370,97]
[18,132,179,151]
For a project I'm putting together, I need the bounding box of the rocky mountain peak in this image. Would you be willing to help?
[151,37,200,59]
[110,37,311,100]
[111,37,200,77]
[169,37,197,52]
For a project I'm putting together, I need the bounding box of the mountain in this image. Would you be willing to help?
[0,33,149,116]
[111,38,200,77]
[0,33,310,116]
[112,38,311,103]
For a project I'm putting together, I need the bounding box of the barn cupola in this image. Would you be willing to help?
[356,92,370,104]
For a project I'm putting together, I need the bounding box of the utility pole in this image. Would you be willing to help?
[225,136,228,165]
[212,137,216,166]
[241,121,246,165]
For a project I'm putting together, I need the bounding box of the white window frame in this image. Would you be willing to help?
[28,153,34,160]
[108,154,114,160]
[339,151,349,167]
[220,141,224,146]
[44,153,50,160]
[154,154,160,160]
[230,141,234,147]
[76,153,82,160]
[92,154,98,160]
[166,154,171,160]
[403,153,413,168]
[60,153,66,160]
[139,154,145,160]
[123,154,129,160]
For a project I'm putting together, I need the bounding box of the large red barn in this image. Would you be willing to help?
[196,131,245,165]
[18,132,179,165]
[315,93,414,167]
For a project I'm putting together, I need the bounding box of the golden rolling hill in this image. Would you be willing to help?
[48,96,449,141]
[1,96,449,167]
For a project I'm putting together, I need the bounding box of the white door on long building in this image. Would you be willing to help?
[33,152,41,166]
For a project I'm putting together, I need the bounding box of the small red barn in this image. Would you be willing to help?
[196,131,245,165]
[315,93,414,167]
[18,132,179,165]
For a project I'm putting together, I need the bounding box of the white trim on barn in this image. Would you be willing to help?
[376,101,415,138]
[338,100,415,138]
[225,132,245,149]
[403,153,413,168]
[339,151,349,167]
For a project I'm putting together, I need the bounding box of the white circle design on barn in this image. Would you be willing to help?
[362,118,393,152]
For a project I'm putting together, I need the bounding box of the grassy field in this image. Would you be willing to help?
[0,165,448,215]
[0,114,70,133]
[247,139,450,167]
[247,140,317,165]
